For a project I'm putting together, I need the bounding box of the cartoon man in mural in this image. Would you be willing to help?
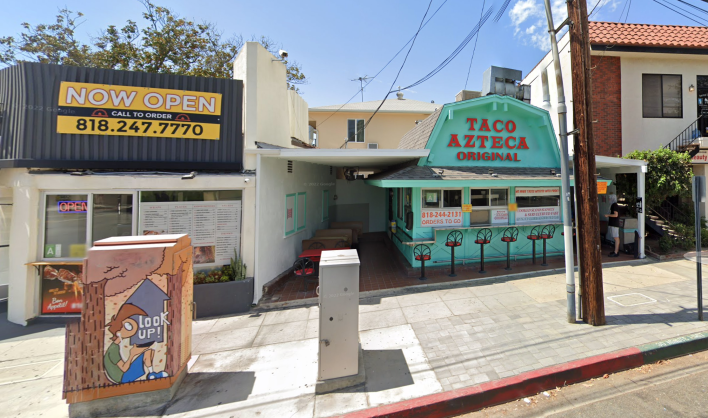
[103,279,172,383]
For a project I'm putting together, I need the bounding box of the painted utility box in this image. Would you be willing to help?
[62,234,193,408]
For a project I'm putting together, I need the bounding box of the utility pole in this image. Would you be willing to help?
[567,0,605,325]
[351,76,372,102]
[542,0,576,323]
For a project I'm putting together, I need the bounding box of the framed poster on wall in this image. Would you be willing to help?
[285,193,296,236]
[40,264,83,314]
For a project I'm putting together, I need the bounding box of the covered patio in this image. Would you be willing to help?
[261,232,638,304]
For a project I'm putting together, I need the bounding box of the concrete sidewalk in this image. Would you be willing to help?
[1,259,707,417]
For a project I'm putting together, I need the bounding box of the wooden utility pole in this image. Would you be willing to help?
[567,0,605,325]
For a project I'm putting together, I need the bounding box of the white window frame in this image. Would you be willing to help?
[469,187,510,226]
[40,190,139,261]
[347,119,365,143]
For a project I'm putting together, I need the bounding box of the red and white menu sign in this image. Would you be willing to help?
[516,206,560,224]
[421,210,463,227]
[515,187,560,196]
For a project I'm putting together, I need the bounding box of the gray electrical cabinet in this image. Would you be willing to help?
[318,249,360,381]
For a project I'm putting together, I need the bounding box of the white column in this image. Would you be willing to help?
[8,173,40,325]
[638,166,647,259]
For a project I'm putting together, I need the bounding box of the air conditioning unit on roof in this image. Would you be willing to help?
[367,143,378,149]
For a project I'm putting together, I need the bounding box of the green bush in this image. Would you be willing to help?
[702,228,708,247]
[659,235,674,253]
[671,223,696,250]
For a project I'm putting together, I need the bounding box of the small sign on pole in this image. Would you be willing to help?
[692,175,705,321]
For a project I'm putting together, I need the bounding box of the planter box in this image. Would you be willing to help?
[193,277,253,319]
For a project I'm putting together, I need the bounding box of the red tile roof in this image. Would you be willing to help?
[589,21,708,49]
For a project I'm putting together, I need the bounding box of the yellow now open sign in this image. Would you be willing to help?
[56,82,222,140]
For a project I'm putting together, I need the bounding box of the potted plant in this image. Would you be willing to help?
[192,249,253,318]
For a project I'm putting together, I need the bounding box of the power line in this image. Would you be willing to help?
[665,0,708,21]
[317,0,449,130]
[465,0,487,90]
[674,0,708,16]
[397,6,495,92]
[362,1,434,134]
[652,0,707,25]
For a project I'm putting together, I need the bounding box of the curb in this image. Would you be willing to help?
[338,331,708,418]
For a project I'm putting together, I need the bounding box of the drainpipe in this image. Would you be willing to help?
[543,0,576,323]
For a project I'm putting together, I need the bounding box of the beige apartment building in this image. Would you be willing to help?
[309,92,439,149]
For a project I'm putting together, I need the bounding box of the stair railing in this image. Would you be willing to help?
[663,115,706,153]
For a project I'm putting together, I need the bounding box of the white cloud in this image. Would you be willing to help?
[509,0,568,51]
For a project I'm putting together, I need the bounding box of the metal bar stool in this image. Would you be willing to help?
[526,226,541,264]
[413,244,431,281]
[540,224,556,266]
[501,227,519,271]
[475,229,492,274]
[445,230,463,277]
[293,258,317,292]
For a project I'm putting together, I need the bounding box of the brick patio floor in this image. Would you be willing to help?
[265,235,637,304]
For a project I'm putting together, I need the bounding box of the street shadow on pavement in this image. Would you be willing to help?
[0,301,65,341]
[361,349,414,392]
[606,307,701,325]
[162,371,256,414]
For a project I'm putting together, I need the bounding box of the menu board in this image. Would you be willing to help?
[516,206,560,224]
[140,201,242,265]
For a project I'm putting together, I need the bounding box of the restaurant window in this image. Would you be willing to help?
[469,188,509,226]
[420,189,463,228]
[642,74,682,118]
[44,194,89,259]
[347,119,365,142]
[92,194,134,242]
[514,187,561,224]
[139,190,243,266]
[421,189,462,208]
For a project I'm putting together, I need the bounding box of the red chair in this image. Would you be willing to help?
[501,227,519,271]
[293,258,317,292]
[414,244,431,281]
[475,229,492,274]
[527,226,541,265]
[445,230,463,277]
[540,224,556,266]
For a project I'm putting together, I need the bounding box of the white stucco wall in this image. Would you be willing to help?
[619,53,706,154]
[0,168,255,324]
[234,42,309,151]
[521,32,574,155]
[288,90,309,143]
[333,179,386,233]
[255,156,335,302]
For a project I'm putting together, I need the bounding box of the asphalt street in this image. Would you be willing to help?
[461,350,708,418]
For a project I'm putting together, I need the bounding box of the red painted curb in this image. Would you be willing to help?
[339,347,644,418]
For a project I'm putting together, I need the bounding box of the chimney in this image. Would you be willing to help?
[396,91,404,100]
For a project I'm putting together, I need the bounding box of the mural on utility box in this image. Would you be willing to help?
[63,235,193,404]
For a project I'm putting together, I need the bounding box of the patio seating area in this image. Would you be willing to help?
[261,232,638,304]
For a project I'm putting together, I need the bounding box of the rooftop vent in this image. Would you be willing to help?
[481,66,530,103]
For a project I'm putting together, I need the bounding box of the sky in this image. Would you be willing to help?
[1,0,705,107]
